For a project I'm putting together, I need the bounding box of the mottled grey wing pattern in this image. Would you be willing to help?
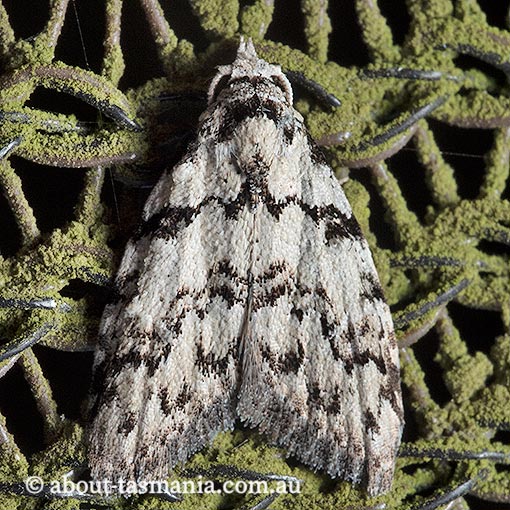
[235,116,402,495]
[88,39,403,496]
[88,143,251,480]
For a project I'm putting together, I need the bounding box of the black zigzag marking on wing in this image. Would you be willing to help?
[360,272,386,302]
[257,179,364,242]
[320,313,390,377]
[137,185,363,243]
[134,190,248,241]
[261,339,305,375]
[379,356,404,418]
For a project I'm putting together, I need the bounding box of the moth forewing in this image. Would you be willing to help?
[88,38,404,496]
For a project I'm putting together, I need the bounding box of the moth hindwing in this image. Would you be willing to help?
[88,38,404,496]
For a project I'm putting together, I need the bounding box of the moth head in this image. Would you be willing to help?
[207,37,294,105]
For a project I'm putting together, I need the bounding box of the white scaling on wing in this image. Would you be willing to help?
[88,38,404,496]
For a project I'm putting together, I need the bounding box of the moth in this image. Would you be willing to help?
[88,38,404,496]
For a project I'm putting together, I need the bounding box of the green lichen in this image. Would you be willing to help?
[301,0,331,63]
[0,414,28,481]
[30,423,85,478]
[188,0,239,39]
[435,312,493,403]
[355,0,400,62]
[239,0,273,40]
[413,121,460,209]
